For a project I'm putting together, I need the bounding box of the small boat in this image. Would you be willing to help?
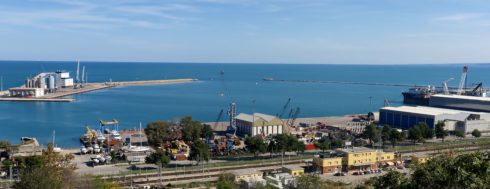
[263,77,274,81]
[93,144,101,153]
[80,146,88,154]
[98,156,106,163]
[87,146,94,153]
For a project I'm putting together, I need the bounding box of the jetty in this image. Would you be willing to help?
[0,78,196,102]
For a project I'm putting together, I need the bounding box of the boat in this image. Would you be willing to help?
[124,122,150,152]
[263,77,274,81]
[402,86,436,105]
[52,130,62,153]
[80,146,88,154]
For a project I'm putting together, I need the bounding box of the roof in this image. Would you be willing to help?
[232,169,261,176]
[432,94,490,102]
[380,106,484,116]
[282,165,304,171]
[235,113,279,123]
[336,147,377,154]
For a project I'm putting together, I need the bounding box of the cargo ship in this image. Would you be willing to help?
[402,86,436,106]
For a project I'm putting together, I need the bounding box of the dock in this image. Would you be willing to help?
[0,78,196,102]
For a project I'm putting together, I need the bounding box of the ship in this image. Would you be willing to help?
[402,86,436,106]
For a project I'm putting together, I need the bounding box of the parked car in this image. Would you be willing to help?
[353,171,364,175]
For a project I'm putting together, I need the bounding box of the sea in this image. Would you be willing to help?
[1,61,489,147]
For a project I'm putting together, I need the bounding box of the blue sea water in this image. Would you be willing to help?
[0,61,489,147]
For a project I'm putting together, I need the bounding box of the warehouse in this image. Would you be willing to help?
[235,113,284,137]
[379,106,490,133]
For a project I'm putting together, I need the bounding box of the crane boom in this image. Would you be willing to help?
[457,66,468,95]
[277,98,291,118]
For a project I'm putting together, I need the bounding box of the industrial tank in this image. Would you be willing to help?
[48,75,55,89]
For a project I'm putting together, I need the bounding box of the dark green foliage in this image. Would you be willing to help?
[435,121,448,142]
[454,130,465,138]
[201,124,214,139]
[145,121,174,147]
[388,129,405,148]
[471,129,481,138]
[181,116,209,143]
[366,171,410,189]
[362,124,380,146]
[364,152,490,189]
[189,140,209,164]
[314,137,330,152]
[145,149,170,166]
[216,173,237,189]
[270,134,305,154]
[381,125,392,146]
[245,136,267,156]
[408,123,433,143]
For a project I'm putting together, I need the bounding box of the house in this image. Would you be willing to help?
[282,165,304,177]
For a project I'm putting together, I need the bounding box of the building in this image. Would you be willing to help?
[235,113,284,136]
[282,165,304,177]
[313,153,343,174]
[379,106,490,133]
[265,173,296,189]
[313,147,395,174]
[232,169,263,183]
[9,87,45,97]
[430,94,490,112]
[411,153,433,164]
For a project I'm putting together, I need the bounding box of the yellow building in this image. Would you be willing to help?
[235,113,284,136]
[411,153,432,164]
[313,155,343,174]
[314,147,395,174]
[282,165,305,176]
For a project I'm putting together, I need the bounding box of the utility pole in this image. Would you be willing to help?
[158,161,162,185]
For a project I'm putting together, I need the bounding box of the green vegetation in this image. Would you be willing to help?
[216,173,237,189]
[189,140,210,165]
[13,143,76,189]
[388,128,405,148]
[472,129,481,138]
[455,130,465,139]
[314,136,330,152]
[144,121,175,147]
[363,152,490,189]
[269,134,305,155]
[362,124,380,146]
[435,121,448,142]
[145,148,170,166]
[408,123,433,143]
[245,135,267,156]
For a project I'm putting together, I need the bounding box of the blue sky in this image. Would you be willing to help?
[0,0,490,64]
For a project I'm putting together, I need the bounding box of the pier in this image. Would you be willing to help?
[0,78,196,102]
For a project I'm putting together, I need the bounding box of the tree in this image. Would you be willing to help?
[181,116,206,143]
[245,136,267,157]
[408,127,423,143]
[416,123,434,140]
[189,140,209,165]
[363,152,490,189]
[292,140,306,154]
[389,129,405,148]
[314,137,330,152]
[471,129,481,138]
[145,121,173,147]
[294,175,323,189]
[365,171,410,189]
[362,124,380,146]
[145,149,170,166]
[201,124,214,139]
[381,125,392,146]
[216,173,237,189]
[13,143,76,189]
[455,130,465,139]
[434,121,448,142]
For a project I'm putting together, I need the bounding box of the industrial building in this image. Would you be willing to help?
[430,94,490,112]
[313,147,395,174]
[235,113,284,137]
[379,106,490,133]
[8,71,74,98]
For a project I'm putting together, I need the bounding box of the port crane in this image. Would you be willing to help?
[286,107,300,127]
[457,66,468,95]
[276,98,291,119]
[99,119,119,133]
[443,78,454,95]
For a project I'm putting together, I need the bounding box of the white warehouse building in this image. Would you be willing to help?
[379,106,490,133]
[235,113,284,137]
